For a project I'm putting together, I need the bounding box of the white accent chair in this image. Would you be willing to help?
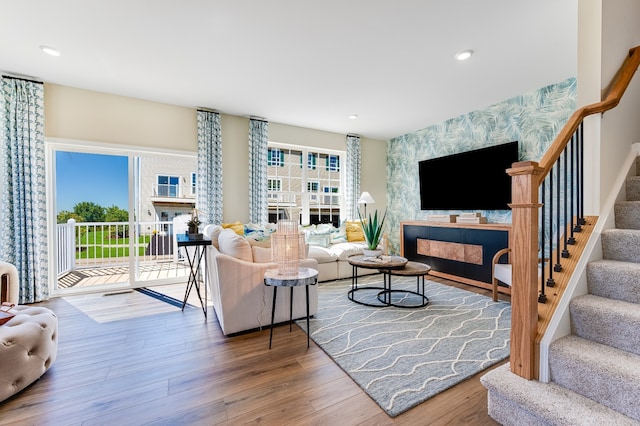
[0,262,58,402]
[492,248,512,302]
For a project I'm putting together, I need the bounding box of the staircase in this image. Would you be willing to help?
[481,157,640,425]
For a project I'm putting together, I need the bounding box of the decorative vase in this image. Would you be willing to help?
[362,249,383,258]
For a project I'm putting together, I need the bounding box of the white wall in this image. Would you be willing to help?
[599,0,640,209]
[44,84,387,224]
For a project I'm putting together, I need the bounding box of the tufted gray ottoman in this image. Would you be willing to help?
[0,305,58,402]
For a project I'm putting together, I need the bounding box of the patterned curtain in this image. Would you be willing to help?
[196,110,223,225]
[248,118,269,224]
[345,134,361,220]
[0,77,48,303]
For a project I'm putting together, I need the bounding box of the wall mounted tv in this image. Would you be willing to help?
[419,141,519,210]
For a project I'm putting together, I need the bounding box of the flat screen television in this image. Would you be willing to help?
[419,141,519,210]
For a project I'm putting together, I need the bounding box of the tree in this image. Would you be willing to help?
[73,202,105,223]
[57,210,84,224]
[105,205,129,222]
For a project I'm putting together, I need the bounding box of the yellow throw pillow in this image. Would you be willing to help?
[346,221,365,242]
[222,221,244,236]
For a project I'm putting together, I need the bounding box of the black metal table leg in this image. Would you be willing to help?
[269,286,277,349]
[306,284,310,348]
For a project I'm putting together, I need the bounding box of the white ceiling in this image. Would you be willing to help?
[0,0,577,141]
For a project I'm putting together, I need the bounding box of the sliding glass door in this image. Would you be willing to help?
[49,141,196,295]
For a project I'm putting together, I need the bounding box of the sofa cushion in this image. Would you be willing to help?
[330,242,366,261]
[218,229,253,262]
[346,221,365,242]
[307,245,339,264]
[248,238,271,248]
[251,246,273,263]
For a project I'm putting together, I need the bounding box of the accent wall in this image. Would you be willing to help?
[386,77,577,254]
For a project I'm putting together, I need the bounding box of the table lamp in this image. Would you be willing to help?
[358,191,375,217]
[271,219,306,277]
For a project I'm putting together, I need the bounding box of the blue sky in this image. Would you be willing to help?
[56,151,128,213]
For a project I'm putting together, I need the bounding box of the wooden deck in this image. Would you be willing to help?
[57,261,191,288]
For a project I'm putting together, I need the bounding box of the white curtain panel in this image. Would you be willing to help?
[345,134,361,220]
[0,77,48,303]
[196,110,223,225]
[248,118,269,224]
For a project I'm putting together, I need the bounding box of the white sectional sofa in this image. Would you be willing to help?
[307,242,377,281]
[202,222,379,335]
[203,225,319,336]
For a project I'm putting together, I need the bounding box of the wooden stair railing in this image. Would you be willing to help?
[507,45,640,380]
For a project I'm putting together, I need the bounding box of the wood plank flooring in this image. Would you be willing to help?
[0,276,503,425]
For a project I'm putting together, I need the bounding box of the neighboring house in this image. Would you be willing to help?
[267,144,343,226]
[138,153,197,231]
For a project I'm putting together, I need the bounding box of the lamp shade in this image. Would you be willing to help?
[271,219,305,277]
[358,192,375,204]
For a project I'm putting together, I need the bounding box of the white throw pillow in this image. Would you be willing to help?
[217,229,253,262]
[203,224,223,249]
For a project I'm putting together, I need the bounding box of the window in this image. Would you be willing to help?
[307,153,317,170]
[268,178,282,192]
[267,142,344,225]
[191,172,196,195]
[157,175,180,197]
[323,186,340,205]
[326,155,340,172]
[299,153,317,169]
[268,148,284,166]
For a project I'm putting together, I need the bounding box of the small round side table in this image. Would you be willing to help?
[264,267,318,349]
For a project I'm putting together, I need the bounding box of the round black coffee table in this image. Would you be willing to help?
[347,255,407,307]
[377,261,430,308]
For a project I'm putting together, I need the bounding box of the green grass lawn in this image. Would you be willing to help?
[76,229,152,259]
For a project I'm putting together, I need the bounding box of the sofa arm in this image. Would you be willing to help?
[0,262,19,304]
[207,250,319,336]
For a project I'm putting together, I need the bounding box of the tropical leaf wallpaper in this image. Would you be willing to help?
[386,77,577,254]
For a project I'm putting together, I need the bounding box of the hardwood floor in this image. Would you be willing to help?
[0,276,504,425]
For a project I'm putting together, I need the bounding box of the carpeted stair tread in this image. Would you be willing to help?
[614,200,640,229]
[625,176,640,201]
[601,228,640,263]
[481,363,640,426]
[549,335,640,420]
[569,294,640,355]
[586,259,640,304]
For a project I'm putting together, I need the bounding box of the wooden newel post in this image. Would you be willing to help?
[507,161,544,380]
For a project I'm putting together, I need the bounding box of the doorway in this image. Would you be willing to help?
[49,142,197,295]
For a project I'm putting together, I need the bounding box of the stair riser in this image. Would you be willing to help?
[486,391,546,426]
[549,342,640,420]
[601,229,640,263]
[586,261,640,304]
[625,176,640,201]
[614,201,640,229]
[570,297,640,356]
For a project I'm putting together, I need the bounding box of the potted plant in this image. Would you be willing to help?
[358,208,386,257]
[187,215,202,238]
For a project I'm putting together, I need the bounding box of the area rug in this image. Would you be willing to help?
[296,275,511,417]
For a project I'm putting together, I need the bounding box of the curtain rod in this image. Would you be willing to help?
[196,108,219,114]
[2,75,44,85]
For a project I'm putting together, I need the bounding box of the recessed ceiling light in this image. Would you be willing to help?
[349,114,358,120]
[40,45,61,57]
[455,49,473,61]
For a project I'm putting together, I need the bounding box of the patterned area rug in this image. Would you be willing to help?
[297,275,511,417]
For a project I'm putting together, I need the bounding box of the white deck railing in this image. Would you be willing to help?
[56,219,179,277]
